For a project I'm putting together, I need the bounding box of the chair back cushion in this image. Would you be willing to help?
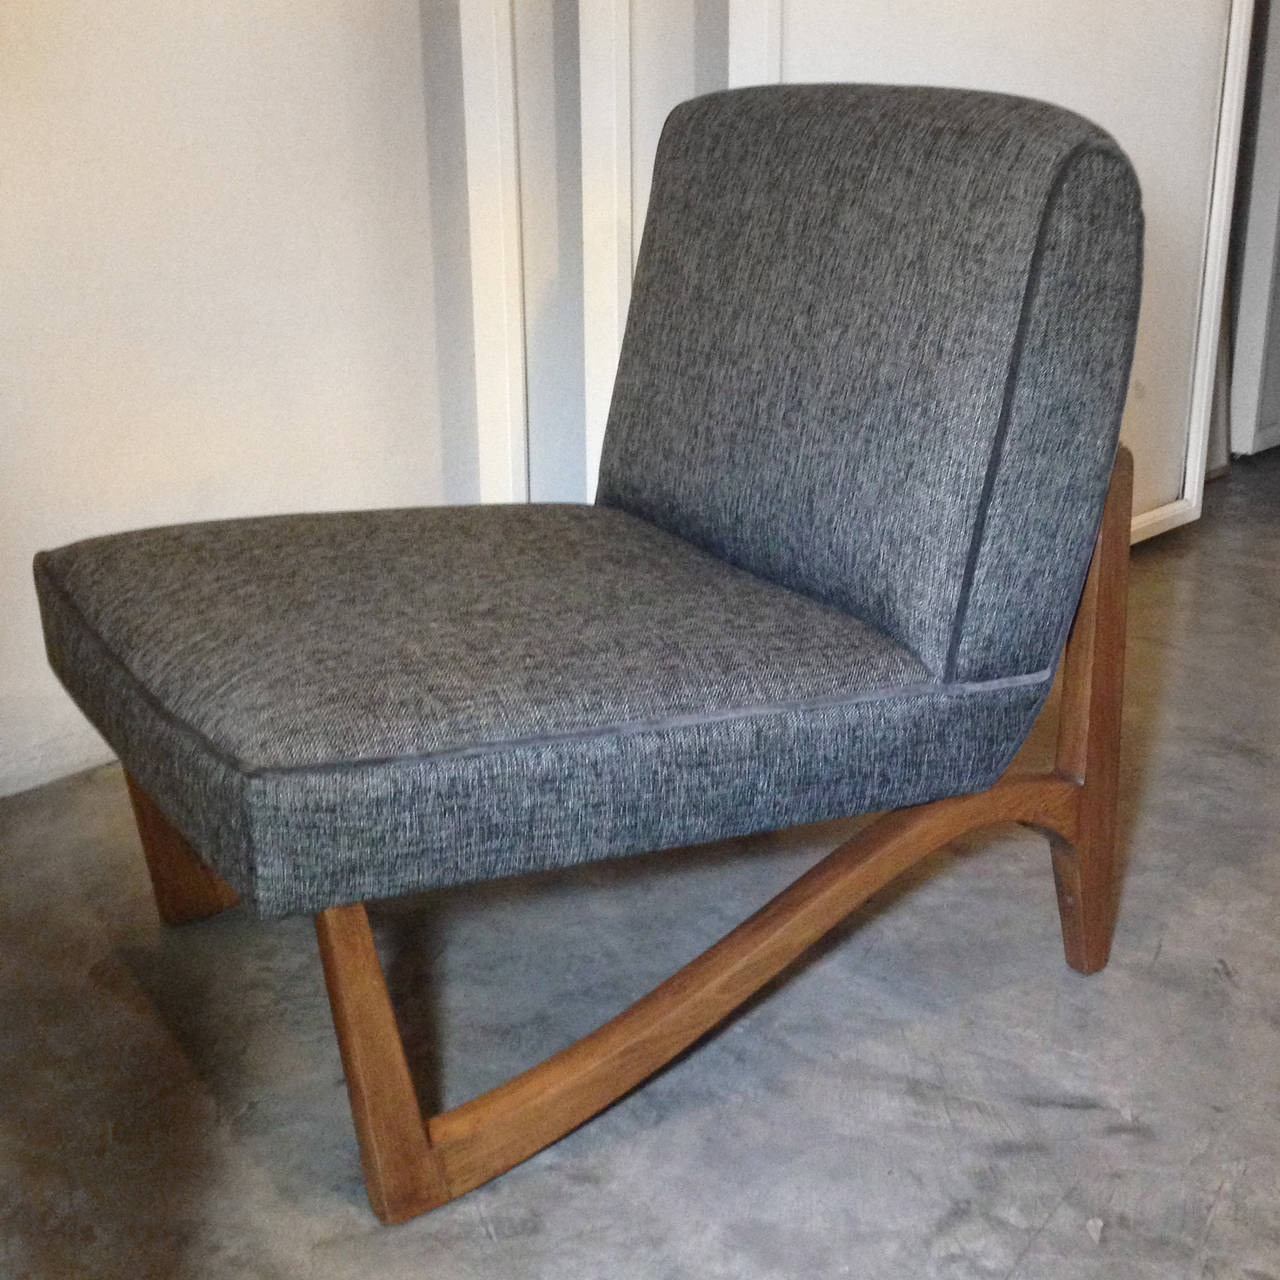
[596,85,1142,680]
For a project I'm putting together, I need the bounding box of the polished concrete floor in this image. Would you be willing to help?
[3,451,1279,1279]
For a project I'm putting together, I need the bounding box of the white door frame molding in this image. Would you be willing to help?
[578,0,633,495]
[1132,0,1254,539]
[727,0,783,87]
[460,0,529,503]
[1229,0,1280,457]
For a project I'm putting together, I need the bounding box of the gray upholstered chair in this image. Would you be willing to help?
[34,84,1142,1223]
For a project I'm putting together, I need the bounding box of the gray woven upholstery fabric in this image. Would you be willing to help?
[33,84,1142,919]
[597,85,1142,680]
[35,506,1048,916]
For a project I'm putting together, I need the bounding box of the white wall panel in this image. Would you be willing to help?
[762,0,1251,532]
[516,0,588,501]
[1,1,449,794]
[630,0,728,258]
[460,0,529,502]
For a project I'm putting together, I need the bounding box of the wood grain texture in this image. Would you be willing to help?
[315,904,450,1223]
[124,773,239,925]
[1050,445,1133,974]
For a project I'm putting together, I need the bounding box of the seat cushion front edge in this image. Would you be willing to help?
[35,550,1052,919]
[34,553,261,907]
[243,675,1052,918]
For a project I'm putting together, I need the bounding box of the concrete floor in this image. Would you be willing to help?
[3,450,1279,1279]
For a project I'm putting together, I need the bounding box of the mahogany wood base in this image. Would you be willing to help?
[130,452,1133,1226]
[124,774,239,923]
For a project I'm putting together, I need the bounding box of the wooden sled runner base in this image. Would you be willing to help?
[129,451,1132,1226]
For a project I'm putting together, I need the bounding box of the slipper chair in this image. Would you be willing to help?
[34,83,1142,1223]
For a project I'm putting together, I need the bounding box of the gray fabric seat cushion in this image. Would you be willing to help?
[35,505,1050,917]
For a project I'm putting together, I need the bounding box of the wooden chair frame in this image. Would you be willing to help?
[123,447,1132,1225]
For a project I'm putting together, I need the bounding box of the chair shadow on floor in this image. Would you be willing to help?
[362,806,1014,1149]
[0,769,296,1280]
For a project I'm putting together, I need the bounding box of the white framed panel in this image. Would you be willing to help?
[578,0,633,494]
[1232,0,1280,456]
[460,0,529,503]
[727,0,782,86]
[583,2,1255,533]
[728,0,1254,540]
[1181,0,1256,497]
[580,0,731,494]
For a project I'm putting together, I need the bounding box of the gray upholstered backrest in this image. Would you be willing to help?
[596,85,1142,681]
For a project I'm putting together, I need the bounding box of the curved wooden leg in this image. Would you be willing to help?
[316,770,1082,1221]
[315,905,450,1223]
[1049,446,1132,973]
[125,772,239,924]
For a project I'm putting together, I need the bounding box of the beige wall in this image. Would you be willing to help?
[1,2,466,795]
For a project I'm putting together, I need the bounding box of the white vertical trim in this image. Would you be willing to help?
[460,0,528,503]
[727,0,784,87]
[578,0,632,496]
[727,0,1255,543]
[1231,0,1279,455]
[1170,0,1256,528]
